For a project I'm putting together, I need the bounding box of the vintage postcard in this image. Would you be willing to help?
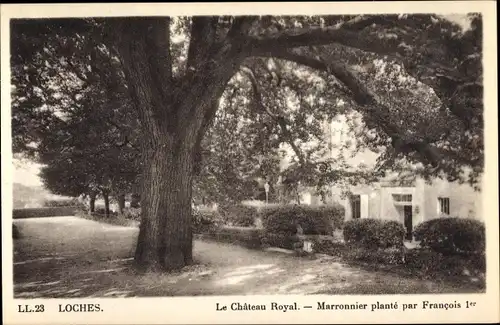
[1,1,498,324]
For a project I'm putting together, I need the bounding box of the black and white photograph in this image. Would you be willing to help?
[2,2,498,324]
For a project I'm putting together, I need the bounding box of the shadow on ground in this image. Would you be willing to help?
[13,217,483,298]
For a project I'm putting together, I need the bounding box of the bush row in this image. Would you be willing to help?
[43,198,86,208]
[219,204,258,227]
[114,204,485,259]
[192,203,345,235]
[194,205,485,256]
[342,217,485,255]
[12,207,78,219]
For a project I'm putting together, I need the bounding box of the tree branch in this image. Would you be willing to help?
[240,65,306,165]
[246,16,399,56]
[187,17,219,70]
[227,16,257,40]
[109,17,173,139]
[258,49,443,168]
[145,17,173,86]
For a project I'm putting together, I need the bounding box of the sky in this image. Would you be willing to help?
[13,160,43,187]
[443,14,472,30]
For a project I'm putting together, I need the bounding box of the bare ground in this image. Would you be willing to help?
[13,216,480,298]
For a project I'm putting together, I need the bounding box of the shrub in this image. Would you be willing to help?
[122,207,141,221]
[379,220,406,248]
[310,236,347,257]
[260,204,344,235]
[220,204,257,227]
[261,232,301,250]
[203,226,263,249]
[13,224,20,239]
[261,205,298,234]
[93,208,118,217]
[343,218,405,249]
[192,208,224,234]
[339,244,405,265]
[315,205,345,230]
[413,217,485,255]
[12,207,78,219]
[405,248,486,278]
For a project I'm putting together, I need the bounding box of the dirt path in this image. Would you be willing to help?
[13,217,470,297]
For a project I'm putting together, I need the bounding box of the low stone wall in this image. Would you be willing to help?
[197,226,262,249]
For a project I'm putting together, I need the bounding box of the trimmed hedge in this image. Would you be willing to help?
[12,207,78,219]
[316,205,345,230]
[413,217,485,255]
[44,198,85,208]
[260,204,345,235]
[343,218,405,249]
[220,204,257,227]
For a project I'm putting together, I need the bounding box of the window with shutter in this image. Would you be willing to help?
[351,195,361,219]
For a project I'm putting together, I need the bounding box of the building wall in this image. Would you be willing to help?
[422,178,482,221]
[303,176,481,229]
[378,187,417,224]
[284,116,482,225]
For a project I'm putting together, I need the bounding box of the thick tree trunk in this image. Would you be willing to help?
[103,191,110,217]
[89,193,96,214]
[134,140,194,271]
[117,194,126,214]
[111,17,240,271]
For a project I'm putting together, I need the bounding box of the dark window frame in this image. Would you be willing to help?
[438,197,450,214]
[351,195,361,219]
[392,194,412,202]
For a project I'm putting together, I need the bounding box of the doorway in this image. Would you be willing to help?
[403,205,413,241]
